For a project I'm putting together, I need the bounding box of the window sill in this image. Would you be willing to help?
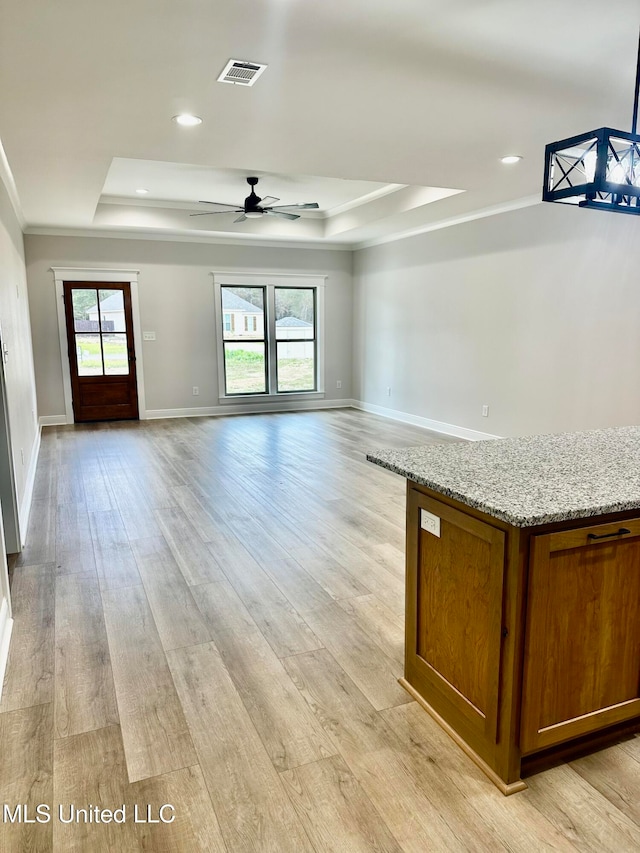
[218,391,325,404]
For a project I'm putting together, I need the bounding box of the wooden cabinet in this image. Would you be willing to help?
[404,483,640,794]
[521,519,640,754]
[406,489,506,744]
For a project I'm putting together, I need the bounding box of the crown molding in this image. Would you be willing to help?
[24,226,351,252]
[353,194,542,250]
[23,194,544,253]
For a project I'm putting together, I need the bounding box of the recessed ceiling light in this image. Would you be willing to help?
[135,188,149,194]
[173,114,202,127]
[501,155,523,164]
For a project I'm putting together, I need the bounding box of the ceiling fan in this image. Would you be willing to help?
[190,176,319,222]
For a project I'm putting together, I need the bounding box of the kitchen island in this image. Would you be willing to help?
[367,426,640,794]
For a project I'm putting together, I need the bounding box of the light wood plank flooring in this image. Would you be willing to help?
[2,409,640,852]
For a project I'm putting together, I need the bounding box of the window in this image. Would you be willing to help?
[71,287,129,376]
[214,273,325,398]
[275,288,315,392]
[244,315,257,333]
[221,286,268,395]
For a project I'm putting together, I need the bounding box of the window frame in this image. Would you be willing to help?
[220,285,269,397]
[213,272,326,402]
[274,286,317,394]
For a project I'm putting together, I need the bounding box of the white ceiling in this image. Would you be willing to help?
[102,160,398,211]
[1,0,639,247]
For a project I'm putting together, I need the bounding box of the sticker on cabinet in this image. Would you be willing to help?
[420,509,441,537]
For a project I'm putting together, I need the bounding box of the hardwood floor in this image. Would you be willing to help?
[2,408,640,852]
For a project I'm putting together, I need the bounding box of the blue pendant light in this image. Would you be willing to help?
[543,33,640,215]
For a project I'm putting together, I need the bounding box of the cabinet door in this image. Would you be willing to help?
[406,489,506,745]
[521,519,640,754]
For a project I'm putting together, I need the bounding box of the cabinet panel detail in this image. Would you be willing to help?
[407,490,506,743]
[521,533,640,753]
[418,524,493,714]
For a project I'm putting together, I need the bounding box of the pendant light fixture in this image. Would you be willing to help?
[543,33,640,215]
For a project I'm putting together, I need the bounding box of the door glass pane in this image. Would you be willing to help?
[275,288,315,339]
[277,341,315,392]
[221,287,264,340]
[224,342,267,394]
[103,333,129,375]
[75,334,104,375]
[72,288,100,333]
[98,289,126,332]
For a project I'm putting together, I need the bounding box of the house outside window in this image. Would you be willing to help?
[213,273,326,399]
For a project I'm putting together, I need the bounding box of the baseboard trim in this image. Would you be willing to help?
[0,597,13,703]
[144,398,356,420]
[18,425,41,544]
[399,678,527,796]
[352,400,501,442]
[39,415,68,427]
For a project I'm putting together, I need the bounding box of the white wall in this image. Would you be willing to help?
[0,164,39,689]
[0,173,39,539]
[28,201,640,439]
[24,236,354,418]
[353,202,640,438]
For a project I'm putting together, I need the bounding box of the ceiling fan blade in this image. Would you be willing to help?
[234,213,248,223]
[189,210,242,217]
[268,202,319,210]
[198,200,242,208]
[264,210,300,220]
[259,195,280,205]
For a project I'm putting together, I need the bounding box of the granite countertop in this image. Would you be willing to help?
[367,425,640,527]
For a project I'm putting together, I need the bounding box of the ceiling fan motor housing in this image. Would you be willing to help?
[245,191,262,211]
[245,177,263,211]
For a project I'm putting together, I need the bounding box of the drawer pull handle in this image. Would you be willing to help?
[587,527,631,540]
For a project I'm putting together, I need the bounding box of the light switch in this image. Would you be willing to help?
[143,332,156,341]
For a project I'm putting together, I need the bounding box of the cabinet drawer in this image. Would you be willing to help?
[546,517,640,553]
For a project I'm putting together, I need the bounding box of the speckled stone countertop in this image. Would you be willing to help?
[367,426,640,527]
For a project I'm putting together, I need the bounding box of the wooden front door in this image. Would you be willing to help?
[63,282,139,422]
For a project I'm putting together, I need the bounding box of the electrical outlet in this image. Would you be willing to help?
[387,387,392,397]
[192,386,199,396]
[143,331,156,341]
[482,404,489,417]
[336,380,342,389]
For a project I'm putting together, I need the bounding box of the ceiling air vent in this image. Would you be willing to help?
[217,59,267,87]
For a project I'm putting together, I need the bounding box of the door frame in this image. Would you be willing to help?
[63,281,139,423]
[52,268,146,423]
[0,328,20,554]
